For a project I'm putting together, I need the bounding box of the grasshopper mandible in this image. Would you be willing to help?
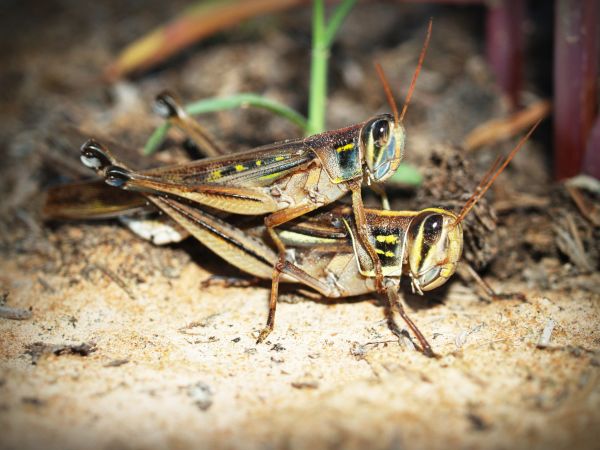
[52,121,538,356]
[79,22,433,306]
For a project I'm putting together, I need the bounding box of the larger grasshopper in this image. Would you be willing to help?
[78,23,433,302]
[47,122,538,356]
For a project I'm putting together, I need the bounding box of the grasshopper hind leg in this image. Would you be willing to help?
[256,261,282,344]
[256,246,341,344]
[154,92,226,157]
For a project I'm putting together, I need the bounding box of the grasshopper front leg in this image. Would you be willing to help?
[386,286,436,358]
[349,182,385,293]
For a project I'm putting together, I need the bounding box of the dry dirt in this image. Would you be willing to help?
[1,2,599,450]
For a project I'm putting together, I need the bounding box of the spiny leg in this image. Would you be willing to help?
[386,286,436,358]
[259,203,331,343]
[256,259,339,344]
[264,201,327,255]
[256,261,282,343]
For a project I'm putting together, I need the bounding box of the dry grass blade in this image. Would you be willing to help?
[464,100,551,151]
[105,0,306,80]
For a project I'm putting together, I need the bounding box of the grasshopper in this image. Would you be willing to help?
[78,22,433,299]
[50,121,538,356]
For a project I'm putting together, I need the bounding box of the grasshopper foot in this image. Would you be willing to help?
[421,345,439,359]
[256,327,273,344]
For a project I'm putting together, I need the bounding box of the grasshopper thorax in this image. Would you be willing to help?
[406,208,463,294]
[360,114,405,184]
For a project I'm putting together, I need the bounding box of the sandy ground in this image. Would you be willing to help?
[1,2,599,450]
[1,222,599,450]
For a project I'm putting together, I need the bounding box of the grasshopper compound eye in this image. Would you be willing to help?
[407,209,463,293]
[371,119,390,146]
[361,114,405,183]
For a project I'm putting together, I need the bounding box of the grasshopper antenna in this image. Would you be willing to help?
[453,119,542,226]
[375,63,399,125]
[399,18,432,123]
[456,154,502,220]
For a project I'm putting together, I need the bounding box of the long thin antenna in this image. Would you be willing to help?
[457,155,502,220]
[453,119,542,226]
[399,18,433,123]
[375,63,399,125]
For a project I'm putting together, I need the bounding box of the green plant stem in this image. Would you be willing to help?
[185,94,307,128]
[144,123,171,155]
[306,0,356,136]
[307,0,327,136]
[144,93,308,154]
[323,0,356,47]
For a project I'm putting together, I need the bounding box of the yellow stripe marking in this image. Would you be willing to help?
[279,230,337,244]
[336,143,354,153]
[375,234,398,244]
[256,160,263,166]
[208,170,222,181]
[259,171,283,180]
[235,164,246,172]
[275,156,285,161]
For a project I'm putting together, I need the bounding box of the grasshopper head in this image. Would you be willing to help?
[406,208,463,294]
[361,114,406,183]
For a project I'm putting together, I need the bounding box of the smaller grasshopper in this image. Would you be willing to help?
[66,122,538,356]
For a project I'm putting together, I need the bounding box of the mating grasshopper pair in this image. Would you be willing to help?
[43,19,538,355]
[49,122,533,358]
